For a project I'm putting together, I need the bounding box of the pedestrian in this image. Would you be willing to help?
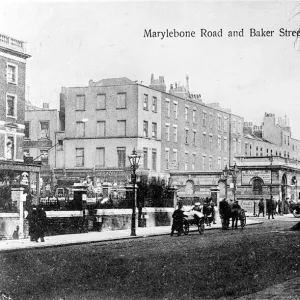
[209,198,216,224]
[267,196,275,219]
[258,198,265,217]
[171,202,184,236]
[229,199,234,209]
[273,199,278,215]
[35,204,47,242]
[278,199,282,215]
[219,198,230,229]
[27,205,38,242]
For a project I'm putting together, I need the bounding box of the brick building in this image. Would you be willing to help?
[23,102,61,193]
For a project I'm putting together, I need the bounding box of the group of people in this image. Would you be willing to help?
[27,204,48,242]
[257,196,291,219]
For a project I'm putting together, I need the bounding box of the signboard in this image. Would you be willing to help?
[242,170,271,185]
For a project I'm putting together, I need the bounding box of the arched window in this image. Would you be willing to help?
[252,177,263,195]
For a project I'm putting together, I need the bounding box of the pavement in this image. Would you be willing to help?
[0,215,266,252]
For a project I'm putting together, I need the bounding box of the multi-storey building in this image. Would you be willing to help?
[0,33,41,239]
[54,78,163,186]
[23,102,61,192]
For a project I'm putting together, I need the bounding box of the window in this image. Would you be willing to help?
[185,107,188,121]
[202,156,206,170]
[245,143,248,155]
[152,97,157,112]
[238,140,242,154]
[218,116,221,131]
[203,133,207,148]
[76,148,84,166]
[117,120,126,136]
[97,121,106,137]
[203,112,207,127]
[143,94,148,110]
[40,150,49,165]
[166,100,170,117]
[143,121,148,137]
[233,138,237,154]
[6,94,16,117]
[152,149,157,171]
[40,121,50,139]
[224,137,228,152]
[209,114,213,129]
[96,94,106,110]
[192,154,196,171]
[185,129,189,144]
[7,64,17,84]
[224,117,228,132]
[24,122,30,139]
[165,149,170,169]
[224,157,227,168]
[6,136,14,160]
[233,119,236,134]
[217,157,221,169]
[185,153,189,171]
[209,157,212,170]
[165,124,170,141]
[96,148,105,166]
[152,123,157,139]
[192,109,196,123]
[143,148,148,169]
[238,121,241,135]
[256,146,259,156]
[76,95,85,110]
[173,149,178,163]
[260,146,263,156]
[76,122,85,137]
[218,136,221,151]
[57,140,63,151]
[173,125,178,142]
[193,131,196,145]
[117,93,126,109]
[252,177,263,195]
[117,147,126,168]
[209,135,213,149]
[174,103,178,119]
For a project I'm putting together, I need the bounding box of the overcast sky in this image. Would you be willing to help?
[2,1,300,138]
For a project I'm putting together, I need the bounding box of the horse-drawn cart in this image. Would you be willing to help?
[183,210,206,235]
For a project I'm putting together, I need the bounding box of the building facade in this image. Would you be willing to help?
[23,102,61,193]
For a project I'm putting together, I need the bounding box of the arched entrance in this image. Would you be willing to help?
[251,177,264,195]
[281,174,287,200]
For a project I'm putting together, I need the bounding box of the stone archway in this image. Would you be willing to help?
[251,177,264,196]
[185,180,194,195]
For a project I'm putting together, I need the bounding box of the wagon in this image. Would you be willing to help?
[183,210,206,235]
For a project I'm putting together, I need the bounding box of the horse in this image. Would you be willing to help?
[220,205,245,229]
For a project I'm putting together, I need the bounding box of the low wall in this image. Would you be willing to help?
[0,213,25,240]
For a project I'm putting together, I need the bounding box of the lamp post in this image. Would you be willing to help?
[223,165,229,198]
[222,162,239,201]
[269,155,273,197]
[128,148,141,236]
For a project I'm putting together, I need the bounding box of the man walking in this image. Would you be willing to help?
[258,198,265,217]
[267,196,275,219]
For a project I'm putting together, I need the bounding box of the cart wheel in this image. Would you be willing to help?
[198,222,205,234]
[183,220,189,235]
[240,217,246,229]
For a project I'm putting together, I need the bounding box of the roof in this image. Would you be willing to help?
[244,133,272,144]
[93,77,136,86]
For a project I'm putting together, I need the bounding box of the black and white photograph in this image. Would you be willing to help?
[2,1,300,299]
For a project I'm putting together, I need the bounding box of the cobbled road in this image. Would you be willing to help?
[1,217,300,300]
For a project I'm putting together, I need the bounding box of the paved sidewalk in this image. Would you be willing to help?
[0,217,263,252]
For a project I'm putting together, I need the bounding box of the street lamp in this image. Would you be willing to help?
[222,162,239,201]
[269,155,273,197]
[128,148,141,236]
[223,165,229,198]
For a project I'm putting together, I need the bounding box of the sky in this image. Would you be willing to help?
[2,1,300,138]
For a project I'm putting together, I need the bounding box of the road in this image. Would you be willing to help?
[1,218,300,300]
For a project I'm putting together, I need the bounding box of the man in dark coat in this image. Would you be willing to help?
[258,198,265,217]
[267,196,275,219]
[27,205,38,242]
[171,203,184,235]
[35,205,47,242]
[219,198,230,229]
